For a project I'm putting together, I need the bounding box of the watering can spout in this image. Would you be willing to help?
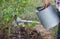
[36,5,59,29]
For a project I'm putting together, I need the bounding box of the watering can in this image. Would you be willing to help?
[36,5,59,29]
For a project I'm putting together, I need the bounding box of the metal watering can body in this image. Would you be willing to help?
[36,5,59,29]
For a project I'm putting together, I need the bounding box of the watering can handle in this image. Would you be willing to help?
[42,0,50,8]
[36,0,50,11]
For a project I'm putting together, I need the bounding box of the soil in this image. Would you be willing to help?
[0,24,56,39]
[10,26,42,39]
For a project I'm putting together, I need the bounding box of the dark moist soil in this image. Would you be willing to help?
[0,25,55,39]
[10,27,42,39]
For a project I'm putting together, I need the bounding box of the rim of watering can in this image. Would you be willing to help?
[36,6,45,11]
[36,4,51,12]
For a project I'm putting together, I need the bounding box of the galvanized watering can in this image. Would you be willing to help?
[36,5,59,29]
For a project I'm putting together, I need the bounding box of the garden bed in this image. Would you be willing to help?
[0,24,56,39]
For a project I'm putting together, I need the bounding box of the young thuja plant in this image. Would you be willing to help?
[1,0,30,23]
